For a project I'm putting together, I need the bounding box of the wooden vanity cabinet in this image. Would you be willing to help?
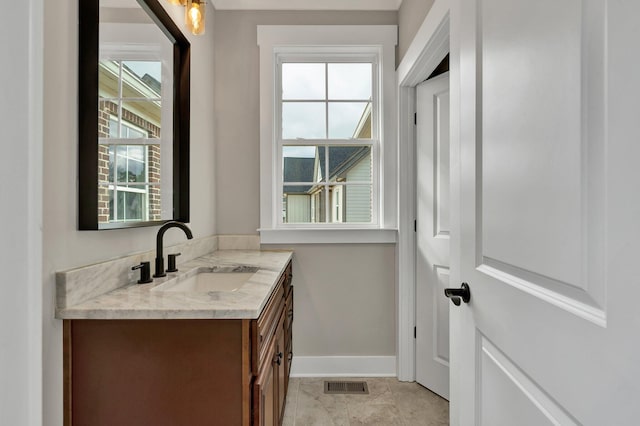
[252,334,277,426]
[63,261,293,426]
[251,262,293,426]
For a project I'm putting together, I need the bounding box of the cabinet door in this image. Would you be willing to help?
[253,339,276,426]
[283,288,293,395]
[275,311,287,423]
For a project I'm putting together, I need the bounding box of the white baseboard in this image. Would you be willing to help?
[290,356,397,378]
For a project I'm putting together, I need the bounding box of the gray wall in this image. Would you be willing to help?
[42,2,217,424]
[214,10,397,234]
[214,10,398,359]
[268,244,396,356]
[398,0,435,64]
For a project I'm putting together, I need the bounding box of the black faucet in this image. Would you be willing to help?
[154,221,193,278]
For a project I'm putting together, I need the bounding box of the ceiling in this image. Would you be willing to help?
[209,0,403,11]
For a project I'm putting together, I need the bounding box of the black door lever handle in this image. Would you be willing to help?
[444,283,471,306]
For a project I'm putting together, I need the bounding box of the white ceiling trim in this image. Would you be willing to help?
[210,0,402,11]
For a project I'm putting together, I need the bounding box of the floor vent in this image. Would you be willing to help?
[324,381,369,395]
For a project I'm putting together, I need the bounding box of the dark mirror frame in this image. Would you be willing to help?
[78,0,190,230]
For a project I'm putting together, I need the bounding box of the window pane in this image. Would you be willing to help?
[127,146,146,183]
[123,189,146,221]
[108,145,115,182]
[116,190,125,220]
[107,187,114,222]
[282,102,325,139]
[282,185,327,223]
[328,146,372,183]
[122,61,162,98]
[283,146,321,183]
[114,145,147,183]
[122,101,161,139]
[282,63,325,100]
[328,102,370,139]
[116,146,127,182]
[342,185,372,223]
[283,186,312,223]
[328,63,372,100]
[112,185,148,222]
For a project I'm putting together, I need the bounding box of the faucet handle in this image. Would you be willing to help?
[132,261,153,284]
[167,253,182,273]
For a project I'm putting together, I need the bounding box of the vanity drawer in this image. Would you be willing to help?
[283,261,293,297]
[284,288,293,332]
[251,273,285,374]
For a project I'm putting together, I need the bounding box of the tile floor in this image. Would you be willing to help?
[281,377,449,426]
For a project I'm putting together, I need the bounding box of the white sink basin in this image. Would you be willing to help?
[154,272,255,293]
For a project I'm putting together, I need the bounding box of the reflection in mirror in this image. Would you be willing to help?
[79,0,190,230]
[98,3,172,225]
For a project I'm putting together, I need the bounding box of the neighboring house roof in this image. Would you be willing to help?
[352,102,372,139]
[140,73,161,94]
[283,157,315,194]
[315,146,370,183]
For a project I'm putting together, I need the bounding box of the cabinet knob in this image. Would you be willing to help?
[275,352,283,366]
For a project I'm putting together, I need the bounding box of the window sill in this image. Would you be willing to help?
[258,228,398,245]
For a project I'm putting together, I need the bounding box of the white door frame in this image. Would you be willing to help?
[396,0,451,381]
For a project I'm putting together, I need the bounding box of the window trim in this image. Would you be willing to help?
[257,25,398,244]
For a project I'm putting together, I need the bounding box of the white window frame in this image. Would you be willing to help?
[277,52,378,227]
[257,25,398,244]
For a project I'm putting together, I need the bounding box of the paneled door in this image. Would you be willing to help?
[416,73,450,400]
[450,0,640,424]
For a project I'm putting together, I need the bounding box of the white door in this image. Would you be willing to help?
[415,73,450,400]
[450,0,640,424]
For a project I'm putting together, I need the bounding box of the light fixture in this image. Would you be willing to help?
[166,0,205,36]
[185,0,206,35]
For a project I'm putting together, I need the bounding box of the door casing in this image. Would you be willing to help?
[396,0,451,382]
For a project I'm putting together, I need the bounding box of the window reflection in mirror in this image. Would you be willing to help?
[98,0,173,226]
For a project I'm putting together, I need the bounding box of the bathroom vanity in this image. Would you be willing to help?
[57,250,293,426]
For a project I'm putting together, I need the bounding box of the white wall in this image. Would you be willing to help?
[42,1,217,424]
[214,11,398,365]
[398,0,435,64]
[0,0,43,424]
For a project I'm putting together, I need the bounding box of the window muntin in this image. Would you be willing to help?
[278,56,377,226]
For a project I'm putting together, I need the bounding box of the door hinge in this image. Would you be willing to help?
[414,113,417,125]
[414,326,416,339]
[414,220,417,232]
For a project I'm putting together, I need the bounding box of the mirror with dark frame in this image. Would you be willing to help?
[79,0,190,230]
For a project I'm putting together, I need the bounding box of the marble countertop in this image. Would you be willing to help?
[56,250,293,320]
